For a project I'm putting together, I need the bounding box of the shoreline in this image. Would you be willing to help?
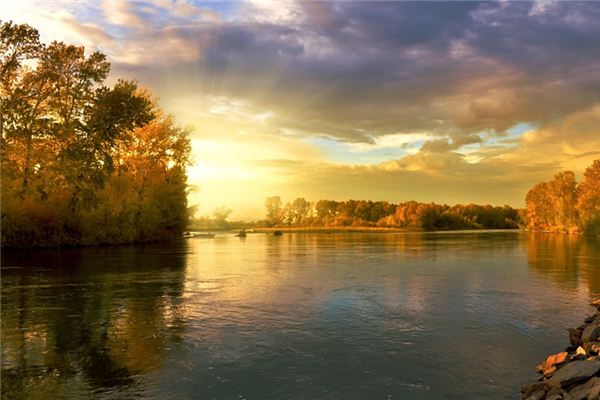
[249,227,521,234]
[521,299,600,400]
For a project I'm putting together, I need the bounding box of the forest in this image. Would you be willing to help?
[525,160,600,236]
[1,22,191,247]
[263,159,600,235]
[263,196,521,231]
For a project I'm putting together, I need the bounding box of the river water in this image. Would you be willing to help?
[2,231,599,399]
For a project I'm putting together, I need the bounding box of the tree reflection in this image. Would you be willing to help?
[527,233,600,296]
[1,242,188,398]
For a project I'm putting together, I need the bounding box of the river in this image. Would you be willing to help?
[2,231,599,399]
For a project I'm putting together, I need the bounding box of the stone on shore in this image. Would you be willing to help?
[523,383,550,400]
[582,325,600,343]
[547,360,600,388]
[568,377,600,400]
[583,342,600,355]
[538,352,570,377]
[570,327,585,347]
[522,300,600,399]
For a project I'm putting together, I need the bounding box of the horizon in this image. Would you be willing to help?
[5,1,600,220]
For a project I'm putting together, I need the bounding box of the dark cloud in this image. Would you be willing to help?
[109,1,600,147]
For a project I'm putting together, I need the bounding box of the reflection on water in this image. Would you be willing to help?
[1,232,599,399]
[1,245,188,399]
[527,233,600,296]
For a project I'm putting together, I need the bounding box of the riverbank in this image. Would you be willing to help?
[252,226,521,234]
[521,299,600,400]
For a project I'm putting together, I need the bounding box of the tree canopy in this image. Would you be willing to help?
[264,197,520,231]
[1,21,191,247]
[525,159,600,236]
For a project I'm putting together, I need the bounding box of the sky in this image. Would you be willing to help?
[5,0,600,219]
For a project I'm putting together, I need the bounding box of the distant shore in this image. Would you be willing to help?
[250,226,521,234]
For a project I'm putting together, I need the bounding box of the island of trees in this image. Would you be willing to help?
[1,22,191,248]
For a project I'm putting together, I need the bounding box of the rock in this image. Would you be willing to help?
[571,327,585,347]
[546,395,562,400]
[541,352,570,375]
[583,342,600,356]
[561,390,575,400]
[582,325,600,343]
[544,365,559,378]
[547,360,600,388]
[592,299,600,308]
[548,352,570,366]
[523,383,550,399]
[539,352,570,377]
[585,315,597,324]
[568,377,600,400]
[525,391,547,400]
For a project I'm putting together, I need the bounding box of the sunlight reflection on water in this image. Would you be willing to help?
[1,232,599,399]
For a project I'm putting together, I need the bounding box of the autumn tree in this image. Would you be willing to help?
[265,196,283,226]
[577,160,600,236]
[1,22,190,247]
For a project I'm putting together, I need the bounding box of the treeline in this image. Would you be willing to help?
[525,159,600,236]
[264,196,520,230]
[1,22,191,247]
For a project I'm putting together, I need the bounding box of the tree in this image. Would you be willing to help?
[212,206,232,227]
[265,196,283,226]
[577,160,600,222]
[291,197,311,225]
[549,171,578,230]
[0,22,191,247]
[577,160,600,236]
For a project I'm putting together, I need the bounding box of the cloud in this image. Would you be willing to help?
[102,0,145,29]
[6,1,600,217]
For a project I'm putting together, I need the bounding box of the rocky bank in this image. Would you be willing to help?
[522,299,600,400]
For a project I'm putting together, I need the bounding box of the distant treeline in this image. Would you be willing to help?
[1,22,191,247]
[525,159,600,236]
[264,196,520,231]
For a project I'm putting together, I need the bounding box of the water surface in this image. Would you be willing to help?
[2,231,599,399]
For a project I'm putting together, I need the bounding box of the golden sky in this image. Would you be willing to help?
[5,1,600,219]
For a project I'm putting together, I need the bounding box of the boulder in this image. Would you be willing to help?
[540,352,570,375]
[547,360,600,388]
[523,383,550,399]
[582,325,600,343]
[571,327,585,347]
[544,365,558,378]
[568,377,600,400]
[583,342,600,356]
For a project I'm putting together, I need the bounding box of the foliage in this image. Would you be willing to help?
[1,22,190,247]
[264,197,520,231]
[264,196,283,227]
[525,159,600,235]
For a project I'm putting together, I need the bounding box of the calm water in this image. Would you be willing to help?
[2,232,599,400]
